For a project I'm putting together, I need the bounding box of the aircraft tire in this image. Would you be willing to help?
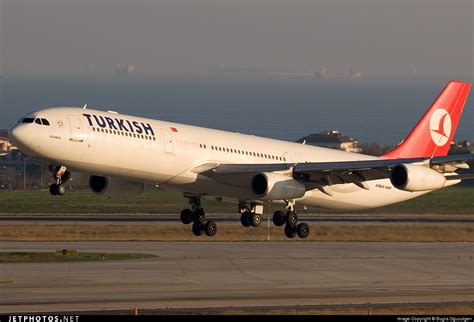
[296,223,310,239]
[180,209,193,224]
[56,184,66,196]
[204,221,217,237]
[250,213,261,227]
[286,211,298,226]
[284,224,297,239]
[240,212,252,227]
[193,208,206,223]
[192,222,203,236]
[273,211,286,226]
[49,184,58,196]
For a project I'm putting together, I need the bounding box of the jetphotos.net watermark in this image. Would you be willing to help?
[6,316,79,322]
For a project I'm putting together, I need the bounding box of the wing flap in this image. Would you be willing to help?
[193,153,474,188]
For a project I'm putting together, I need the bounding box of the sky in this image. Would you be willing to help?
[0,0,473,78]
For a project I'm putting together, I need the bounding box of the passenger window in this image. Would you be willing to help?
[41,119,50,126]
[35,118,42,125]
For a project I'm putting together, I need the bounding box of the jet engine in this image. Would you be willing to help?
[251,172,306,200]
[89,175,144,197]
[390,164,446,192]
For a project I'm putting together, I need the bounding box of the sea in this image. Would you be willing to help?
[0,73,472,146]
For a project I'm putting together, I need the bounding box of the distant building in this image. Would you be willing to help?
[115,63,136,75]
[0,130,45,190]
[295,130,362,153]
[0,130,16,156]
[450,140,474,154]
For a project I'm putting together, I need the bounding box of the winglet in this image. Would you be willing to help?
[383,81,471,159]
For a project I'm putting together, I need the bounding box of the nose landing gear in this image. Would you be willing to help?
[48,165,70,196]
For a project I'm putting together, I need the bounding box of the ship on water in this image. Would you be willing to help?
[270,64,362,79]
[314,65,362,79]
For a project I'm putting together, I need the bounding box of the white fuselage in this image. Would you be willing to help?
[10,107,455,209]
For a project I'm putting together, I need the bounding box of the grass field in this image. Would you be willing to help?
[0,186,473,215]
[1,222,473,242]
[0,251,157,263]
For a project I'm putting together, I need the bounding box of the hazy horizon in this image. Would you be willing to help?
[1,0,472,79]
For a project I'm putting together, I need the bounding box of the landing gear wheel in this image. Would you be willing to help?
[273,211,286,227]
[284,225,297,239]
[296,223,310,239]
[193,208,206,223]
[56,184,66,196]
[204,221,217,237]
[250,213,261,227]
[286,211,298,226]
[180,209,193,224]
[241,212,252,227]
[49,184,58,196]
[192,222,203,236]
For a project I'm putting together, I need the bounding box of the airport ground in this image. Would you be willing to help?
[0,241,473,314]
[0,187,473,314]
[0,186,473,242]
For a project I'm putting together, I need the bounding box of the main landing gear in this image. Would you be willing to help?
[272,200,310,239]
[180,196,217,237]
[179,196,310,239]
[48,165,70,196]
[239,200,310,239]
[239,202,263,228]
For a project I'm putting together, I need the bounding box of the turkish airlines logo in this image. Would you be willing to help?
[429,108,451,146]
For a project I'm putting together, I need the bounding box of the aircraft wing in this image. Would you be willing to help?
[195,153,474,188]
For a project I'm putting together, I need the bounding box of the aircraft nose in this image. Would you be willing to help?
[9,124,30,148]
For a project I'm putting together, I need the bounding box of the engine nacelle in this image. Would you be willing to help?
[251,172,306,200]
[89,175,144,197]
[390,164,446,192]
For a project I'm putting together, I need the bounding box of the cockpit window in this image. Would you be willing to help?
[41,118,50,126]
[35,118,42,125]
[22,118,35,124]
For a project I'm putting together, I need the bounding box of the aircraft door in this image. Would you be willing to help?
[67,114,83,137]
[160,129,174,153]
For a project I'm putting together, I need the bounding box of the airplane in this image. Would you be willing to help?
[8,80,474,239]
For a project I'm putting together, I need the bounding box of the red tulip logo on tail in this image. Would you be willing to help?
[429,108,451,147]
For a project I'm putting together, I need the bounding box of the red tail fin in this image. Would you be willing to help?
[383,81,471,159]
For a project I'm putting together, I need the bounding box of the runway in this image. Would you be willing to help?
[0,242,473,313]
[1,214,474,224]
